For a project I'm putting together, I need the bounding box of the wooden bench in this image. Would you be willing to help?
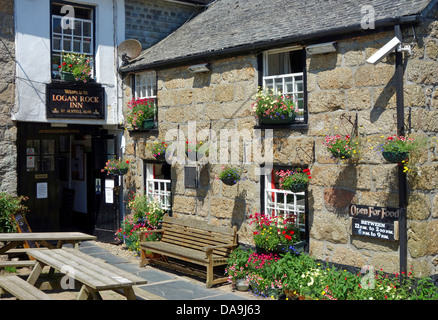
[0,275,52,300]
[138,216,238,288]
[0,260,36,272]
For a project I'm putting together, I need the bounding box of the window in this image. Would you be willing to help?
[263,167,307,235]
[262,48,307,124]
[51,2,94,79]
[145,162,171,211]
[134,72,157,101]
[133,72,158,124]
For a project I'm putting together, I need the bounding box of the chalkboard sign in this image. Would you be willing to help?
[349,204,400,241]
[13,213,39,249]
[350,217,398,241]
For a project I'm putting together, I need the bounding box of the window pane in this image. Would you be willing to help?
[83,22,91,37]
[52,17,62,34]
[63,38,72,51]
[83,40,91,54]
[73,40,81,52]
[53,37,61,51]
[73,20,82,36]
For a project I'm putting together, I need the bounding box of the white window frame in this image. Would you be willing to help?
[50,4,94,79]
[145,163,171,211]
[134,72,157,100]
[262,47,305,123]
[264,172,306,232]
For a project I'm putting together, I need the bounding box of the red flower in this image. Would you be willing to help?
[126,160,129,164]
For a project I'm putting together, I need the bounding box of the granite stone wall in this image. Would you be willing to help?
[122,17,438,277]
[0,0,17,195]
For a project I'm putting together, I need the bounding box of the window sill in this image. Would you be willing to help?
[128,128,158,133]
[254,123,308,130]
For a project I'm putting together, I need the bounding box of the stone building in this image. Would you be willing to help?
[119,0,438,279]
[0,0,17,195]
[3,0,207,241]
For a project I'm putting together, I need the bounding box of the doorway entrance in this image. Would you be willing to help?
[17,123,121,242]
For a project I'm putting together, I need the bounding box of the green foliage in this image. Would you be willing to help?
[0,193,28,233]
[251,88,297,120]
[225,250,438,300]
[219,167,241,181]
[115,195,165,253]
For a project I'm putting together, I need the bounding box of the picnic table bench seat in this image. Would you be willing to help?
[138,215,238,288]
[0,260,36,271]
[0,275,52,300]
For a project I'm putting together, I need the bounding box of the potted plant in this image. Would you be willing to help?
[225,247,252,290]
[126,98,156,130]
[147,140,168,161]
[102,158,130,175]
[249,213,303,254]
[276,169,311,193]
[185,139,209,160]
[323,134,359,160]
[251,88,297,125]
[58,52,93,83]
[218,166,241,186]
[380,135,416,164]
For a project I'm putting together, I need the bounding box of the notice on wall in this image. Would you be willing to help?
[36,182,48,199]
[349,204,400,241]
[105,179,114,204]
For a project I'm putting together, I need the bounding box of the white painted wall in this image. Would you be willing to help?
[13,0,125,125]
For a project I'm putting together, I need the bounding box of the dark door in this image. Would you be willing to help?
[92,135,120,243]
[18,136,60,231]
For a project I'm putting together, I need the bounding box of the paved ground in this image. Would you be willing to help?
[78,240,256,300]
[1,240,262,300]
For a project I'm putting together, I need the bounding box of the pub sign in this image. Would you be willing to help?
[46,83,105,119]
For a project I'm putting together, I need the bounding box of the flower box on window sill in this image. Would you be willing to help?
[129,119,157,132]
[254,122,308,130]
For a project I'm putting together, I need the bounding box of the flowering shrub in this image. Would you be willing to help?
[147,140,168,159]
[102,158,130,175]
[251,89,297,121]
[323,135,359,159]
[0,193,28,233]
[250,213,301,252]
[126,98,156,129]
[225,249,438,300]
[276,169,311,191]
[58,52,92,82]
[116,195,165,253]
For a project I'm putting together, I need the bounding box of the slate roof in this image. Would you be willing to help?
[122,0,435,72]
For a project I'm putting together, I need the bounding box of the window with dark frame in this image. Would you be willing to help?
[132,72,159,127]
[261,47,307,126]
[144,162,172,212]
[50,1,95,79]
[261,165,308,245]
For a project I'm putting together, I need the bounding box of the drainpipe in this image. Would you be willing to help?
[394,24,408,283]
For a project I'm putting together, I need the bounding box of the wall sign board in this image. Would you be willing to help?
[349,204,400,241]
[46,83,105,119]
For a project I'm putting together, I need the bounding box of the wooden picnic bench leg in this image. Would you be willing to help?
[77,285,102,300]
[123,287,137,300]
[27,261,45,286]
[0,241,21,255]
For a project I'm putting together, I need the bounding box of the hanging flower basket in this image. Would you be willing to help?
[252,89,298,125]
[285,182,308,193]
[218,167,241,186]
[382,151,409,164]
[102,158,130,175]
[323,135,359,160]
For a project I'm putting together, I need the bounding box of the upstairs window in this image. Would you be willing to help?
[51,2,95,79]
[262,48,307,125]
[134,72,157,102]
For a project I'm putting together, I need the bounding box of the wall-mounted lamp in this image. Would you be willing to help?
[188,63,210,73]
[306,42,337,55]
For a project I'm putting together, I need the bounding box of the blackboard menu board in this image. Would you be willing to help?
[349,204,400,241]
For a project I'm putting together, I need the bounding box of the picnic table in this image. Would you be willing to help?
[0,232,97,256]
[26,248,148,300]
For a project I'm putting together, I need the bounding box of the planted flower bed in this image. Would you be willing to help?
[225,248,438,300]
